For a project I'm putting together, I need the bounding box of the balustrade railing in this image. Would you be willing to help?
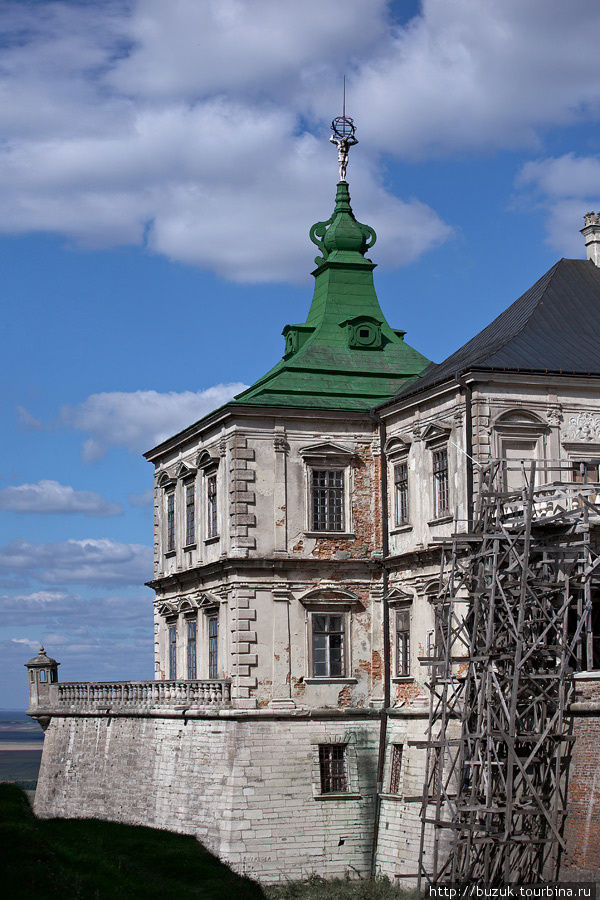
[52,679,231,709]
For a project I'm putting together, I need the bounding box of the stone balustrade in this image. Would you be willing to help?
[44,679,231,711]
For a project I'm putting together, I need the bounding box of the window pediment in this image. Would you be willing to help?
[387,587,414,607]
[385,435,411,458]
[299,442,357,465]
[494,409,548,436]
[298,584,360,608]
[421,422,452,447]
[196,449,220,471]
[157,470,176,489]
[175,461,196,480]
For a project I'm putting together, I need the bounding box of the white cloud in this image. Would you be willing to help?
[16,406,43,432]
[516,153,600,256]
[10,637,39,649]
[61,383,247,460]
[0,480,122,516]
[0,1,599,280]
[0,538,152,586]
[128,489,154,508]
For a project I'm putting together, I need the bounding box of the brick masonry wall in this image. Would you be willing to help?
[562,679,600,880]
[34,713,380,884]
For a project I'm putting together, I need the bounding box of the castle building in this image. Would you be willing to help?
[27,130,600,884]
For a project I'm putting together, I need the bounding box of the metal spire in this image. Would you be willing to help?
[330,75,358,182]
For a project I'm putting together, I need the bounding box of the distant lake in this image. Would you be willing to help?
[0,709,44,786]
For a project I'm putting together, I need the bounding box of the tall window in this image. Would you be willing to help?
[166,491,175,551]
[312,613,345,677]
[186,619,197,680]
[312,470,344,532]
[319,744,348,793]
[185,483,195,545]
[433,448,449,518]
[389,744,404,794]
[208,615,218,678]
[207,475,218,538]
[394,462,409,525]
[396,608,410,677]
[168,624,177,680]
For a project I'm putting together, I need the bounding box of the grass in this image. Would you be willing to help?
[265,874,415,899]
[0,783,264,899]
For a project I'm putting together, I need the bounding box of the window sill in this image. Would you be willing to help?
[304,677,358,685]
[204,536,220,545]
[378,792,404,802]
[574,670,600,681]
[304,531,355,539]
[392,676,414,684]
[428,515,453,526]
[390,524,412,535]
[314,793,361,801]
[164,550,176,559]
[183,543,196,552]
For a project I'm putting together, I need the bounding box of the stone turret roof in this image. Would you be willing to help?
[233,181,430,411]
[25,646,59,668]
[385,258,600,404]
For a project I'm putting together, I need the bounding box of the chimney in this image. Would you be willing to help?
[581,212,600,266]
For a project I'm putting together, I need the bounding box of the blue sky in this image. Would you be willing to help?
[2,0,600,707]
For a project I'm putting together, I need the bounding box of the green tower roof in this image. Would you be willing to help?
[234,180,430,411]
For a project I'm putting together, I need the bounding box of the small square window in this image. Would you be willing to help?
[389,744,404,794]
[319,744,348,793]
[311,469,344,532]
[312,613,345,677]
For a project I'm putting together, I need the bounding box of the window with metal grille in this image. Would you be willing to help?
[312,614,345,677]
[168,623,177,680]
[166,491,175,551]
[186,619,197,680]
[433,448,449,517]
[185,483,195,545]
[311,469,344,532]
[208,615,218,678]
[389,744,404,794]
[207,475,218,538]
[572,460,600,483]
[568,590,600,671]
[396,608,410,677]
[394,462,409,525]
[319,744,348,793]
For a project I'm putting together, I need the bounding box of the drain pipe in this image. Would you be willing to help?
[455,373,474,531]
[371,414,391,875]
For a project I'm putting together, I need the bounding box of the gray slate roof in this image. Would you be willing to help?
[392,258,600,401]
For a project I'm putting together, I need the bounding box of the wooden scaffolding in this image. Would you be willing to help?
[416,458,600,887]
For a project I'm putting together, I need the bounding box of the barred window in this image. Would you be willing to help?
[312,469,344,532]
[433,448,449,518]
[168,623,177,680]
[166,491,175,551]
[319,744,348,793]
[208,615,218,679]
[185,483,195,545]
[572,460,600,483]
[312,614,345,677]
[396,608,410,677]
[187,619,197,680]
[389,744,404,794]
[207,475,218,538]
[394,462,409,525]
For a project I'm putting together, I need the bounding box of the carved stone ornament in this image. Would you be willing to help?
[546,405,563,426]
[566,411,600,442]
